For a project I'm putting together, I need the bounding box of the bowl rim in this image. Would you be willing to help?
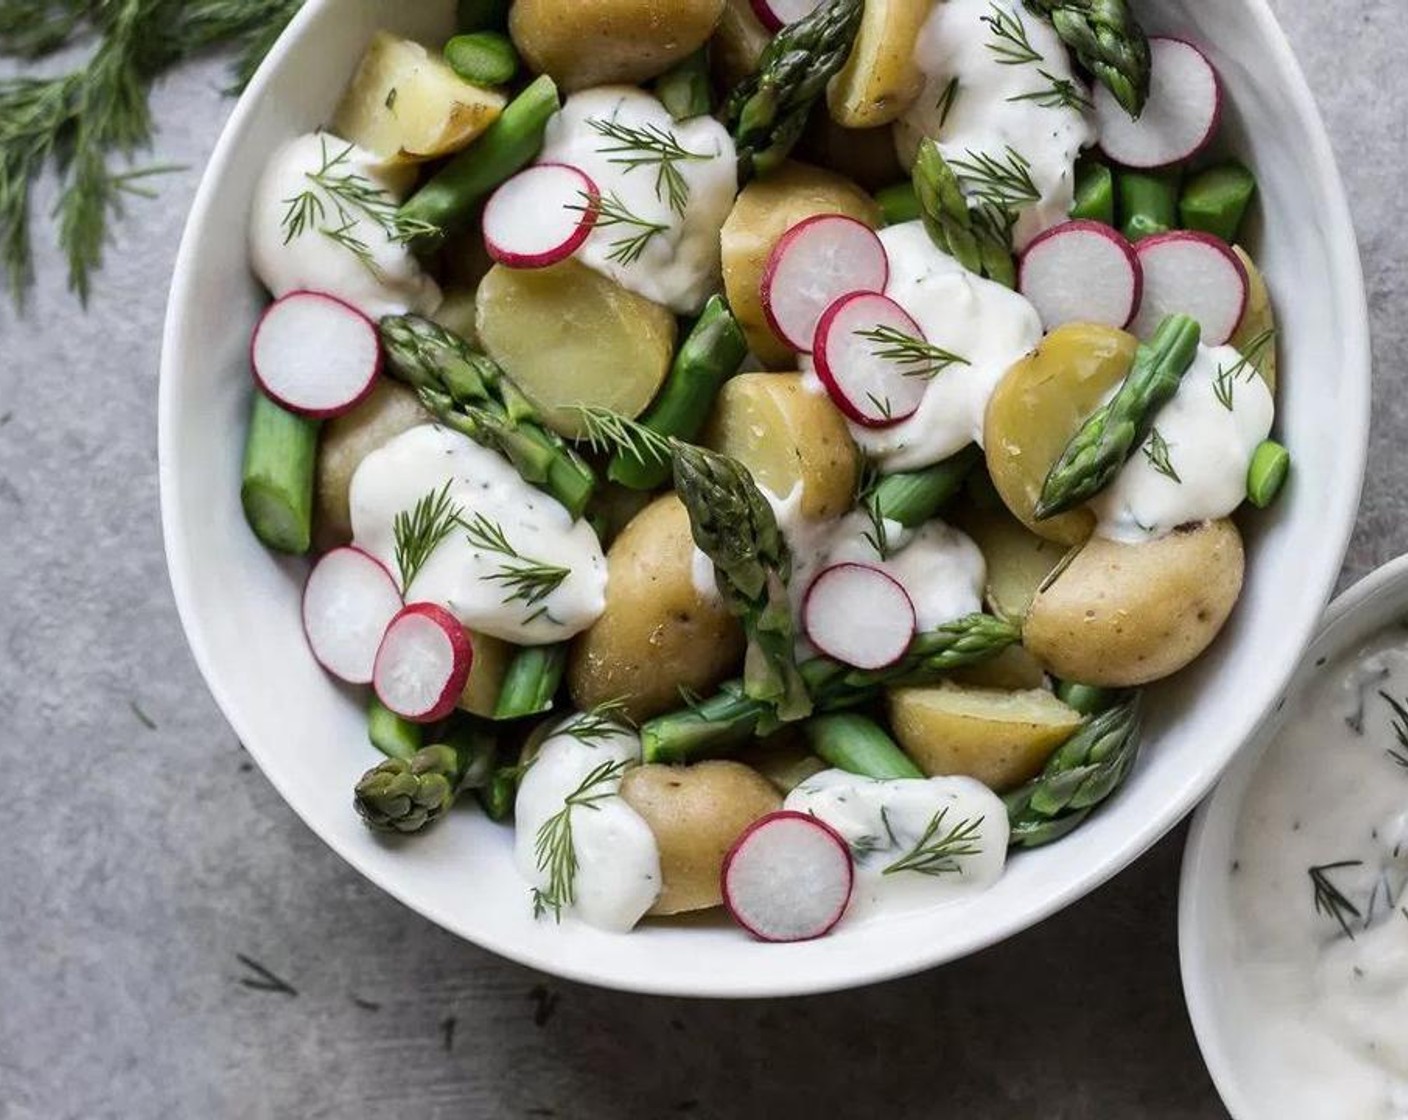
[159,0,1373,997]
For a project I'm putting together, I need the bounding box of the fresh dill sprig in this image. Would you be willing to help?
[851,806,900,858]
[586,117,708,217]
[883,808,985,877]
[854,324,971,380]
[531,757,633,921]
[1309,860,1364,940]
[573,406,674,467]
[1378,690,1408,769]
[949,146,1040,210]
[866,392,895,422]
[463,511,572,618]
[1212,328,1277,410]
[572,189,668,266]
[934,76,961,129]
[1143,428,1181,483]
[980,2,1042,66]
[393,481,464,591]
[562,699,634,745]
[862,495,893,560]
[1009,69,1091,111]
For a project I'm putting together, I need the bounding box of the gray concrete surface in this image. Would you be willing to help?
[0,3,1402,1117]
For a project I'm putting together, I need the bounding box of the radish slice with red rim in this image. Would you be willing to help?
[1019,220,1143,330]
[749,0,824,32]
[803,562,917,670]
[250,290,381,418]
[373,602,474,723]
[1131,231,1248,345]
[761,214,888,353]
[483,162,600,269]
[302,547,404,684]
[813,292,937,428]
[722,811,854,942]
[1096,37,1222,169]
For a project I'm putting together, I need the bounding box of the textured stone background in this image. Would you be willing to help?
[0,2,1401,1117]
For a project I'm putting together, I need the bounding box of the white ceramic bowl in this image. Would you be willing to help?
[160,0,1370,997]
[1180,558,1408,1118]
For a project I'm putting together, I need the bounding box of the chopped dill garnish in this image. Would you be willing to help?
[883,808,985,877]
[585,117,708,216]
[1008,69,1091,112]
[853,324,971,380]
[531,757,633,920]
[1309,860,1364,940]
[393,481,464,591]
[1143,428,1181,483]
[980,2,1042,66]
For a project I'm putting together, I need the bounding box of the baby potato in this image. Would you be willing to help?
[797,113,905,192]
[748,730,827,796]
[476,260,676,438]
[887,682,1083,792]
[711,0,771,91]
[701,373,859,520]
[1231,247,1277,393]
[457,632,513,718]
[953,502,1070,624]
[984,323,1139,545]
[568,496,745,723]
[1024,519,1246,687]
[509,0,724,92]
[949,645,1049,692]
[620,760,782,915]
[721,162,882,368]
[827,0,935,128]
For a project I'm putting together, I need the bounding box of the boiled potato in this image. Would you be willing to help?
[721,162,882,367]
[701,373,859,520]
[953,503,1070,624]
[950,645,1049,691]
[431,288,479,344]
[568,496,745,723]
[827,0,935,127]
[457,632,513,718]
[331,32,505,168]
[887,682,1083,792]
[1231,246,1277,393]
[984,323,1139,545]
[314,379,428,549]
[749,730,827,795]
[711,0,771,90]
[620,760,781,915]
[797,113,905,192]
[585,481,656,549]
[477,260,676,438]
[1024,519,1245,687]
[509,0,724,92]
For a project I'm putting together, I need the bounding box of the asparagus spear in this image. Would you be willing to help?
[355,719,498,835]
[724,0,864,180]
[865,446,981,529]
[1180,162,1258,244]
[1035,313,1201,520]
[912,139,1016,288]
[1053,681,1120,717]
[1005,693,1143,848]
[379,314,596,519]
[875,182,921,226]
[805,714,924,780]
[1023,0,1151,119]
[368,695,423,761]
[1118,168,1180,243]
[655,48,713,121]
[241,392,319,555]
[477,765,520,822]
[494,644,568,720]
[1246,440,1290,509]
[1071,155,1115,225]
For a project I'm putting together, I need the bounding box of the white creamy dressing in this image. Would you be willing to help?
[348,425,606,644]
[513,718,661,933]
[249,132,441,319]
[1225,632,1408,1118]
[1092,344,1274,542]
[803,221,1043,472]
[897,0,1096,249]
[786,769,1009,916]
[536,87,738,314]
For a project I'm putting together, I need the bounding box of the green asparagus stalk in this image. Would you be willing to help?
[355,719,498,835]
[1035,313,1202,520]
[875,181,921,225]
[1180,162,1258,244]
[368,696,423,761]
[1246,440,1290,509]
[866,446,982,529]
[724,0,864,180]
[912,138,1016,288]
[241,391,319,555]
[1118,168,1180,243]
[476,765,519,822]
[494,645,568,720]
[1053,681,1121,717]
[607,296,748,490]
[379,314,596,519]
[1005,693,1143,848]
[398,74,560,247]
[1071,155,1115,225]
[444,31,519,88]
[1023,0,1151,118]
[655,49,713,121]
[805,714,924,780]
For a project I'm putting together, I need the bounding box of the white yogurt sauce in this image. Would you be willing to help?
[1091,344,1274,542]
[514,718,661,933]
[1225,632,1408,1118]
[536,87,737,315]
[786,769,1009,917]
[249,132,442,319]
[803,221,1043,472]
[349,425,606,644]
[897,0,1096,249]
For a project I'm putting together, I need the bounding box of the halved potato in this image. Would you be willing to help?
[430,288,479,345]
[949,645,1049,692]
[1231,246,1277,393]
[887,682,1083,792]
[984,323,1139,545]
[1024,519,1245,687]
[701,373,859,520]
[827,0,935,128]
[711,0,771,91]
[748,730,827,795]
[797,113,905,192]
[953,502,1070,624]
[457,632,513,718]
[476,260,676,438]
[331,32,506,168]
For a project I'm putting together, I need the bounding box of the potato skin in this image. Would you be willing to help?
[721,162,882,368]
[568,496,745,723]
[953,502,1070,624]
[1024,519,1246,687]
[827,0,934,127]
[1231,246,1277,393]
[509,0,725,92]
[620,761,781,915]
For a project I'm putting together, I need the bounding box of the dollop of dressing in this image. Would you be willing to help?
[786,769,1009,916]
[1092,344,1274,542]
[536,87,738,315]
[349,425,606,644]
[249,132,441,319]
[897,0,1096,249]
[514,719,661,933]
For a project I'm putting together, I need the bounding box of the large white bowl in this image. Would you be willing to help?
[160,0,1370,997]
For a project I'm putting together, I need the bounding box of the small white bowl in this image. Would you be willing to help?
[160,0,1370,996]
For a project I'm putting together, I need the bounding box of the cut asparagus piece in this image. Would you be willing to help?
[241,391,319,555]
[1118,168,1180,243]
[368,695,423,761]
[494,644,568,720]
[866,446,981,529]
[1071,156,1115,225]
[804,713,923,780]
[655,48,712,121]
[1180,162,1257,244]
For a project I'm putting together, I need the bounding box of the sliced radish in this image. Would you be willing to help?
[251,291,381,418]
[813,292,932,427]
[372,603,473,724]
[483,163,600,269]
[1096,37,1222,169]
[302,547,404,684]
[722,811,854,943]
[761,215,889,353]
[749,0,823,32]
[1131,231,1248,344]
[1019,220,1143,330]
[803,562,917,670]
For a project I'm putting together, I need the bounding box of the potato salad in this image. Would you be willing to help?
[238,0,1286,941]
